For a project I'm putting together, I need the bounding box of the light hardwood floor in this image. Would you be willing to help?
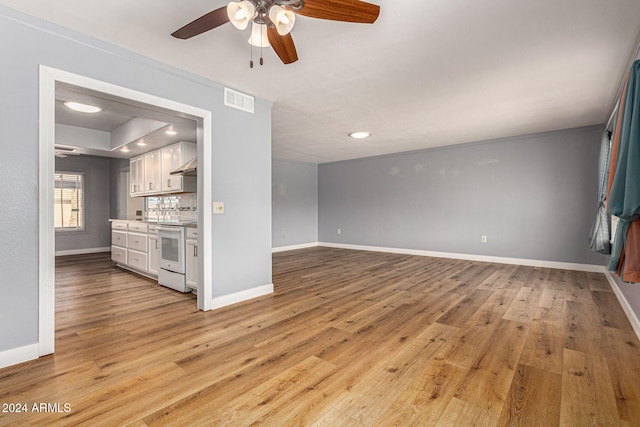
[1,248,639,426]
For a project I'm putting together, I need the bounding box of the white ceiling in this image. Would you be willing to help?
[55,83,197,159]
[3,0,640,163]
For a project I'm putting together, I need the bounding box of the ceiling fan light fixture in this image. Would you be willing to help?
[269,5,295,35]
[227,1,256,30]
[248,23,270,47]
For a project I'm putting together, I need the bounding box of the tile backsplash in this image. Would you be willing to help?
[145,193,197,223]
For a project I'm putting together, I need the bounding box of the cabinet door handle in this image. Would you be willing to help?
[167,179,171,188]
[194,245,197,257]
[155,240,158,249]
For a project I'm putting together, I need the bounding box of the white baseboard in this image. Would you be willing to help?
[605,271,640,341]
[55,247,110,257]
[209,283,274,310]
[0,343,39,370]
[317,242,605,273]
[272,242,319,253]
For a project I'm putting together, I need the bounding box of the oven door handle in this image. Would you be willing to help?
[157,226,182,232]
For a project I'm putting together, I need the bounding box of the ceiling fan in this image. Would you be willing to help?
[171,0,380,66]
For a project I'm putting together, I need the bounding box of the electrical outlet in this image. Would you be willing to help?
[337,228,342,235]
[481,235,487,243]
[213,202,224,214]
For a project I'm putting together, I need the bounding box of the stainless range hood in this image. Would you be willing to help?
[170,157,197,176]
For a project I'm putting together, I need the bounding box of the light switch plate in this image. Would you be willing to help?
[213,202,224,214]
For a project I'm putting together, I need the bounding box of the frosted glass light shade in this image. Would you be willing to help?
[227,1,256,30]
[63,101,101,113]
[248,23,270,47]
[268,5,295,35]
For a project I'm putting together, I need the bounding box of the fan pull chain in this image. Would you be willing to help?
[249,22,254,68]
[260,25,264,66]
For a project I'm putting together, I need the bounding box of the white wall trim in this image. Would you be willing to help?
[39,65,56,357]
[272,242,319,253]
[604,271,640,341]
[55,247,110,257]
[0,343,39,370]
[210,283,274,310]
[199,112,213,311]
[318,242,606,273]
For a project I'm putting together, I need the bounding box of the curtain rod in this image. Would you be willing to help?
[606,31,640,130]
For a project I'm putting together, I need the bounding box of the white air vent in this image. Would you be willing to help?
[224,87,255,114]
[54,145,77,153]
[54,144,80,158]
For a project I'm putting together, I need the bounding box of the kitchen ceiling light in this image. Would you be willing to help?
[64,101,102,113]
[120,147,130,152]
[349,131,371,139]
[165,130,178,135]
[136,141,147,146]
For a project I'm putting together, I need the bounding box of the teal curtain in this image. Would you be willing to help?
[607,59,640,275]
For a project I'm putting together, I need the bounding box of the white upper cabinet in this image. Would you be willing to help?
[161,143,182,193]
[161,142,196,194]
[130,141,196,197]
[144,150,162,194]
[130,157,145,196]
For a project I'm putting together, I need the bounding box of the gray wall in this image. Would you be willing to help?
[54,156,111,252]
[319,125,607,266]
[0,6,271,353]
[272,159,318,247]
[109,158,129,220]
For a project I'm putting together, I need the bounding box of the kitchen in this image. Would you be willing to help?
[55,82,201,301]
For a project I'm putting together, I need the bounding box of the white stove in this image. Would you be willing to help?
[157,224,188,292]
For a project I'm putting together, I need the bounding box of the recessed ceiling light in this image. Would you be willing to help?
[349,131,371,139]
[63,101,102,114]
[120,147,130,152]
[137,141,147,147]
[165,130,178,135]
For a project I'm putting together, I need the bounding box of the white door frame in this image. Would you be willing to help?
[38,65,213,356]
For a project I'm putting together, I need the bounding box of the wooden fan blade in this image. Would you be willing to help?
[293,0,379,24]
[267,27,299,64]
[172,7,230,39]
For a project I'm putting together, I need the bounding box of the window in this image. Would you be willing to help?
[54,172,84,231]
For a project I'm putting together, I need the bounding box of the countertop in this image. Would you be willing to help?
[110,218,198,228]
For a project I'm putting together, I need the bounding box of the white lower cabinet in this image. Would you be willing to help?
[127,249,148,271]
[185,227,198,291]
[111,245,127,265]
[110,220,158,278]
[111,230,127,248]
[148,229,158,276]
[111,221,128,264]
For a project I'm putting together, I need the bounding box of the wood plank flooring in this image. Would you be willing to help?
[1,247,639,426]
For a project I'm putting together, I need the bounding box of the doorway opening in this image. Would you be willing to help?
[39,66,213,357]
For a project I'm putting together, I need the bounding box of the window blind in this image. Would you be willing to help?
[54,172,84,231]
